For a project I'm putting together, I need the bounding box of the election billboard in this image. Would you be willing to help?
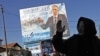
[19,3,70,44]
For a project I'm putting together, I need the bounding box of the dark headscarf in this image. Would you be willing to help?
[77,17,97,36]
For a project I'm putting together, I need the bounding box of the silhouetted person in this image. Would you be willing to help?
[52,17,100,56]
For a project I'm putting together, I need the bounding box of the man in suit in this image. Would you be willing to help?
[38,4,69,38]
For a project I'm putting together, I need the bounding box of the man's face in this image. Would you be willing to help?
[52,6,58,16]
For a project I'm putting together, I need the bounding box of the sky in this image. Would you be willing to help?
[0,0,100,47]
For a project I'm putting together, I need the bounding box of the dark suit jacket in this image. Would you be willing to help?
[41,14,69,37]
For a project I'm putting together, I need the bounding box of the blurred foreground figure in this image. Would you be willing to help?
[52,17,100,56]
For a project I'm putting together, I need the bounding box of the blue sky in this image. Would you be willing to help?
[0,0,100,47]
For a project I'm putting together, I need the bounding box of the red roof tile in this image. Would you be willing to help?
[3,43,21,48]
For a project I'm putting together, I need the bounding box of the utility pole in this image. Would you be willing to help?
[0,5,8,56]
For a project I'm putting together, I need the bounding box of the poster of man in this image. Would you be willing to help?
[19,3,70,43]
[38,3,70,38]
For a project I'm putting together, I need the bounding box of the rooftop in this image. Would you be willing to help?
[2,43,22,48]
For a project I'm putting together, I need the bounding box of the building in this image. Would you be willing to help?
[0,39,6,56]
[0,39,23,56]
[2,43,22,56]
[3,43,22,50]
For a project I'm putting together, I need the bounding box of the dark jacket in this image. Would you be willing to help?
[52,17,100,56]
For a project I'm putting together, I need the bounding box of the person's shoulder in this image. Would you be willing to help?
[48,16,53,20]
[68,34,79,40]
[58,14,66,16]
[48,16,53,19]
[94,36,100,41]
[94,36,100,46]
[71,34,79,38]
[64,34,79,43]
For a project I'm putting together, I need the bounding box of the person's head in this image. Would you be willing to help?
[77,17,97,36]
[52,5,59,16]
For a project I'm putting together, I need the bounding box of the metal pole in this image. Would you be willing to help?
[0,5,8,56]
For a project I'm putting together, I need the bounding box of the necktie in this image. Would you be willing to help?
[54,17,57,35]
[54,17,57,24]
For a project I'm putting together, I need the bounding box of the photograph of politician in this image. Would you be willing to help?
[37,4,69,38]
